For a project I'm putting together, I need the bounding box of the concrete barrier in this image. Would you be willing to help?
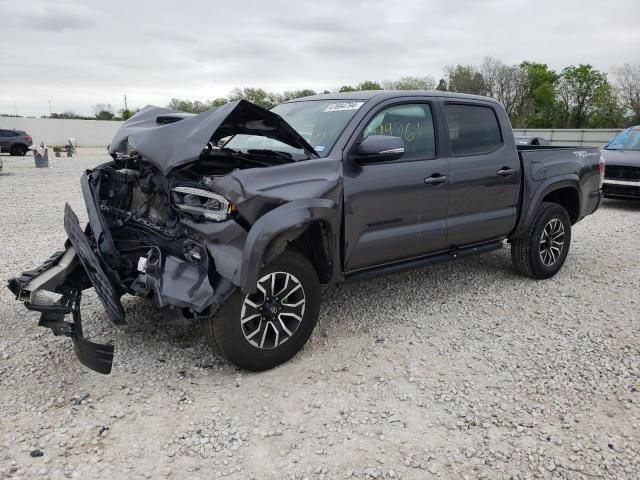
[0,117,124,147]
[512,128,622,147]
[0,116,625,149]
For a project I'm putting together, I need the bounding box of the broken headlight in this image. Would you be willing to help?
[171,186,232,222]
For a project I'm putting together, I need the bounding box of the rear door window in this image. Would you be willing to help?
[444,104,502,156]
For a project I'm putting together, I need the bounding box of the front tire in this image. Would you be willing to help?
[204,249,321,371]
[511,202,572,279]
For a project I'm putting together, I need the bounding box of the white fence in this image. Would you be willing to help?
[0,116,625,149]
[512,128,622,147]
[0,117,124,147]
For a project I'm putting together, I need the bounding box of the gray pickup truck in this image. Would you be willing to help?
[8,91,603,373]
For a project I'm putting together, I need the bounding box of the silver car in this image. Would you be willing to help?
[601,126,640,199]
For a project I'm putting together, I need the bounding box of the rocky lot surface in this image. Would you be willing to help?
[0,153,638,479]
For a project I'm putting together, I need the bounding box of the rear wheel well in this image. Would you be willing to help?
[542,187,579,223]
[264,221,334,284]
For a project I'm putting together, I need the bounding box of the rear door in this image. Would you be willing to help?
[343,100,449,271]
[443,102,520,246]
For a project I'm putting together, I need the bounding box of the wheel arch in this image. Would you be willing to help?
[511,176,580,239]
[240,198,340,293]
[541,186,580,223]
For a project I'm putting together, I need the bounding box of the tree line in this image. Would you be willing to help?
[20,58,640,128]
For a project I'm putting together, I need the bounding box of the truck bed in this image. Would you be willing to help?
[510,145,602,238]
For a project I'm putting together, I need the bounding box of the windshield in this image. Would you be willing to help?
[605,128,640,151]
[224,100,365,158]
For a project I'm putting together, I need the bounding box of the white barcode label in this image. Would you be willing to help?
[324,102,364,112]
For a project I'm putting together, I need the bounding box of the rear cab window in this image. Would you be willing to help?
[444,104,502,156]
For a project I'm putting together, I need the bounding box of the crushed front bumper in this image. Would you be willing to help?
[7,204,125,374]
[8,202,237,374]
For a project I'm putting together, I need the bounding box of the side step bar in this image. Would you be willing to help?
[344,240,504,284]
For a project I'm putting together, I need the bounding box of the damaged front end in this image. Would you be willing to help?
[7,99,330,374]
[8,156,240,374]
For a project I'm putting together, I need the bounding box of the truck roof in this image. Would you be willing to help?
[286,90,500,105]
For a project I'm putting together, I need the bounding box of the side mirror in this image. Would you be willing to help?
[353,135,405,163]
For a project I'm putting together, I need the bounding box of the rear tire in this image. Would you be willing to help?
[511,202,571,279]
[11,145,27,156]
[204,249,321,371]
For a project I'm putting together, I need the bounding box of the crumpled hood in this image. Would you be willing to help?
[108,100,317,175]
[601,148,640,167]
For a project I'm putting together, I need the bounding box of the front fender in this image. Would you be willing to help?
[240,198,340,293]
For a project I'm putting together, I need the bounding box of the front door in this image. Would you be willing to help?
[343,101,449,272]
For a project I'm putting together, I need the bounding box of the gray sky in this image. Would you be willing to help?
[2,0,639,116]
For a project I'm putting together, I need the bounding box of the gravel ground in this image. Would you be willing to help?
[0,154,638,480]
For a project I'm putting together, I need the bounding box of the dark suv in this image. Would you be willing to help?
[0,129,33,156]
[8,91,603,374]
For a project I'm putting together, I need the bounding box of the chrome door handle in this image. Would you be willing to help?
[424,174,447,186]
[497,167,515,177]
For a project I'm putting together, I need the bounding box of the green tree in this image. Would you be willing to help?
[92,103,115,120]
[356,80,383,91]
[192,101,210,113]
[209,98,228,109]
[228,87,276,109]
[119,109,134,120]
[49,111,91,120]
[280,89,317,102]
[386,75,436,90]
[514,62,558,128]
[556,64,609,128]
[589,82,625,128]
[444,65,487,95]
[168,98,195,112]
[338,85,356,92]
[436,79,447,91]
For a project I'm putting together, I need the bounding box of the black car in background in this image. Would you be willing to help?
[0,129,33,156]
[601,126,640,199]
[514,136,550,146]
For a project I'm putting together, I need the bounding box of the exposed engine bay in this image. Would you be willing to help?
[90,153,258,318]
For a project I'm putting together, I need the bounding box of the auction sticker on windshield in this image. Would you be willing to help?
[324,102,364,112]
